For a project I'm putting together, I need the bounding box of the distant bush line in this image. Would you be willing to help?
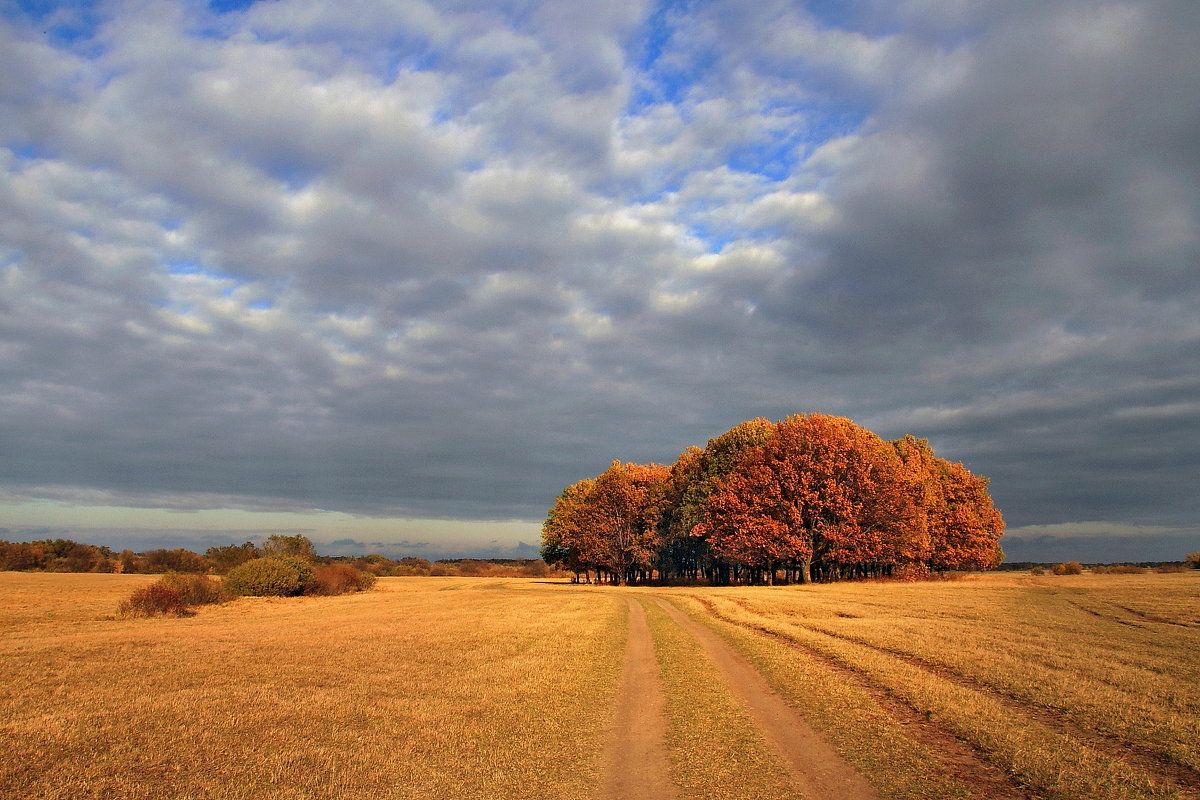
[1000,560,1197,573]
[0,537,556,578]
[1022,561,1193,576]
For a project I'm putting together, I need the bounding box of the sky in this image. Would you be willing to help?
[1,0,1198,563]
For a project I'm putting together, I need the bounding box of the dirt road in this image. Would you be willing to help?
[600,593,880,800]
[600,597,679,800]
[652,597,882,800]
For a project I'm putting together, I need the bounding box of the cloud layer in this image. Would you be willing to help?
[2,0,1198,559]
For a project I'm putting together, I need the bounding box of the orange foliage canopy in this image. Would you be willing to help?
[542,414,1004,584]
[542,461,671,584]
[696,415,929,583]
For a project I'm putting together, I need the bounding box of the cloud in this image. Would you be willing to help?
[1002,523,1200,564]
[1,1,1198,562]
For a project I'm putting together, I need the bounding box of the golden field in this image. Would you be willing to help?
[0,574,625,800]
[655,571,1200,800]
[1,570,1198,800]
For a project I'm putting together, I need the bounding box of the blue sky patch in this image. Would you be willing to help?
[207,0,260,14]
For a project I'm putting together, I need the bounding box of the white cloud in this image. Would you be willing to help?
[0,0,1198,560]
[1004,522,1189,540]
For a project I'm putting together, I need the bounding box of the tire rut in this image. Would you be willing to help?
[712,596,1200,797]
[689,596,1034,800]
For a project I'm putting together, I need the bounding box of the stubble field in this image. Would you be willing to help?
[1,570,1197,800]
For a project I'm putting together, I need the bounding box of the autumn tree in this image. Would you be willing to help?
[141,548,208,573]
[931,460,1004,570]
[586,461,672,584]
[658,445,708,581]
[540,478,597,582]
[660,419,776,582]
[893,435,1004,571]
[205,541,263,573]
[694,452,813,584]
[697,414,925,583]
[542,412,1003,586]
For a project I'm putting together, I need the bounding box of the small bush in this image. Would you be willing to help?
[308,564,375,596]
[1156,564,1186,573]
[225,557,314,597]
[1186,552,1200,569]
[1030,566,1045,576]
[1090,565,1109,574]
[1107,564,1148,574]
[1051,561,1083,575]
[160,572,229,605]
[118,583,190,618]
[891,563,932,581]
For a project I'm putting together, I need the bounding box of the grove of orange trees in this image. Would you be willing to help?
[540,413,1004,585]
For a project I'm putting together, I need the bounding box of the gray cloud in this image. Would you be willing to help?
[1,1,1198,561]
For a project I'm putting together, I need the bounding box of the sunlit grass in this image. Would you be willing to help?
[3,571,1196,800]
[656,590,979,800]
[639,595,800,800]
[0,574,625,800]
[663,572,1200,800]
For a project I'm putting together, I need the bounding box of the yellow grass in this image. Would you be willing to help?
[0,574,624,800]
[2,571,1197,800]
[656,591,982,800]
[659,572,1200,800]
[639,595,800,800]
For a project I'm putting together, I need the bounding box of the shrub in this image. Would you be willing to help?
[160,572,229,606]
[205,542,261,573]
[224,557,315,597]
[1051,561,1083,575]
[1108,564,1148,574]
[308,564,374,596]
[891,563,932,582]
[1156,564,1185,573]
[117,583,190,618]
[1030,566,1046,576]
[1186,552,1200,569]
[1090,565,1109,574]
[263,534,317,561]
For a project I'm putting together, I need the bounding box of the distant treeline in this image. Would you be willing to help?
[0,537,554,578]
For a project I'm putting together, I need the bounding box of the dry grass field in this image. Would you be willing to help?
[0,573,625,800]
[1,570,1197,800]
[655,572,1200,800]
